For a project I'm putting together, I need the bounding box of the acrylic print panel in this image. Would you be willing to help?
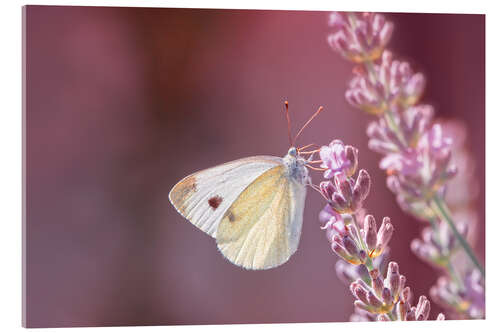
[23,5,485,327]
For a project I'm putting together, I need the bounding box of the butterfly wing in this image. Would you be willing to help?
[215,165,307,270]
[169,156,282,237]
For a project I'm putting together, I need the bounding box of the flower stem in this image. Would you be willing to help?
[447,261,465,291]
[364,256,374,271]
[430,195,485,277]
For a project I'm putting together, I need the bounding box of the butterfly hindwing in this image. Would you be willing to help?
[216,165,307,269]
[168,156,282,237]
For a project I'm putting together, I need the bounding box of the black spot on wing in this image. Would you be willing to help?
[208,195,223,210]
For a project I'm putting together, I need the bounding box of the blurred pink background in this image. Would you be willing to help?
[24,6,484,327]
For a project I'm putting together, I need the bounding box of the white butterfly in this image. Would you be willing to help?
[169,103,324,270]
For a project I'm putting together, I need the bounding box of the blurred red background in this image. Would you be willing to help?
[24,6,484,327]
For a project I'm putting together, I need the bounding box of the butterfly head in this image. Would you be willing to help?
[287,147,298,157]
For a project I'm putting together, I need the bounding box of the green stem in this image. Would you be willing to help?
[364,60,378,84]
[447,261,465,291]
[364,256,374,271]
[431,195,485,277]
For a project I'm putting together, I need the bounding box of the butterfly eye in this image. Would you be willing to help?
[288,147,298,157]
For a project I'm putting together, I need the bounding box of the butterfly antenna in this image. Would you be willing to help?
[298,143,319,152]
[293,106,324,146]
[284,101,293,147]
[300,149,321,155]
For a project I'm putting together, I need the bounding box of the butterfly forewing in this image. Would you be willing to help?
[168,156,282,237]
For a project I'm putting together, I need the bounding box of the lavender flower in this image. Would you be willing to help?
[430,269,484,319]
[335,246,390,285]
[330,226,366,265]
[346,51,425,115]
[411,218,468,268]
[318,140,443,321]
[319,140,358,178]
[318,141,369,215]
[367,105,433,154]
[373,120,457,216]
[351,262,405,314]
[328,11,461,221]
[396,291,441,321]
[328,12,393,63]
[326,10,484,319]
[363,215,394,258]
[320,171,370,215]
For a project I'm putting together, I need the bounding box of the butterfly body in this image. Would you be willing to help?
[282,147,309,185]
[169,147,309,270]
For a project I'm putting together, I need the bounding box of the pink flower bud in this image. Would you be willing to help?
[404,73,425,102]
[332,192,348,211]
[397,299,410,320]
[328,31,349,54]
[415,296,430,320]
[382,287,392,304]
[379,22,394,46]
[351,284,369,304]
[345,145,359,177]
[319,181,335,200]
[367,291,383,308]
[328,12,346,28]
[354,300,371,312]
[363,215,378,250]
[352,169,371,210]
[376,217,394,251]
[342,235,359,257]
[401,286,412,303]
[369,268,384,297]
[399,275,406,295]
[334,172,351,197]
[406,308,416,321]
[331,242,349,260]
